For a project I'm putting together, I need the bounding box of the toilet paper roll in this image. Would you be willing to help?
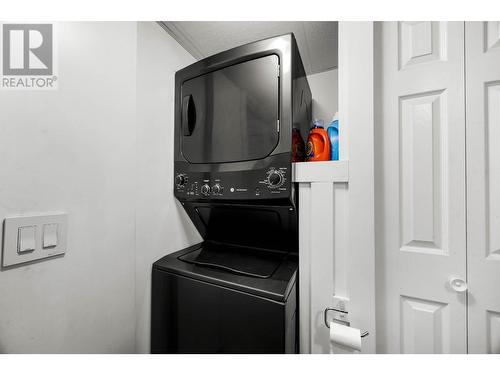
[329,322,362,352]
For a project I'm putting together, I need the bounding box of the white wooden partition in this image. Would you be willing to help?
[338,22,376,353]
[293,160,349,353]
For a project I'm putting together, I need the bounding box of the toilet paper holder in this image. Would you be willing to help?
[324,307,369,338]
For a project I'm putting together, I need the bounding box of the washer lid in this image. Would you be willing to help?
[153,242,298,302]
[178,242,285,278]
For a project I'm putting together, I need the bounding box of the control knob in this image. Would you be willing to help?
[175,174,186,187]
[268,170,284,188]
[212,184,222,195]
[201,184,211,196]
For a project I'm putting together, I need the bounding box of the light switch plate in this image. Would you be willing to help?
[2,213,68,268]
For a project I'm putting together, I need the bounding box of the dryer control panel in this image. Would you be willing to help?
[174,166,290,201]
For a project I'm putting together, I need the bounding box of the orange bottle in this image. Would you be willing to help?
[306,119,330,161]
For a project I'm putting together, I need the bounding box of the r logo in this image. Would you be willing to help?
[2,24,53,75]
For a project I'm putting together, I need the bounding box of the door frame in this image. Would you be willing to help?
[338,21,377,353]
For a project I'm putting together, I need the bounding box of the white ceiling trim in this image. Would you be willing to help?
[158,21,338,75]
[158,21,204,60]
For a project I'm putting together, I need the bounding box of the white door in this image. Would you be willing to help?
[376,21,467,353]
[465,21,500,354]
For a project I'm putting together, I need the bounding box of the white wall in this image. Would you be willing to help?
[307,69,338,125]
[134,22,200,354]
[0,21,200,354]
[0,22,137,353]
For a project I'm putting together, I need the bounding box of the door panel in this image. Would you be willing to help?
[400,296,450,353]
[398,21,446,69]
[465,21,500,354]
[484,22,500,52]
[399,90,446,256]
[376,21,467,353]
[487,311,500,354]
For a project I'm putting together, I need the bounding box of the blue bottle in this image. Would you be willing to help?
[327,112,339,161]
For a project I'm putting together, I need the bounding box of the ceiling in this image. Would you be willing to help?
[159,21,338,75]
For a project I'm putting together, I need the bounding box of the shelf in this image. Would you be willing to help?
[292,160,349,183]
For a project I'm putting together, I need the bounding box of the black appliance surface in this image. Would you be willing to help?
[181,202,298,252]
[151,243,298,353]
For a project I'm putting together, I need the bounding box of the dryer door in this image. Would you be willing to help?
[180,54,280,164]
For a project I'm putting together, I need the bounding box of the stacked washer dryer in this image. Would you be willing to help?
[151,33,312,354]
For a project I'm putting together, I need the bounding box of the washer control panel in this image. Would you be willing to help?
[174,166,289,200]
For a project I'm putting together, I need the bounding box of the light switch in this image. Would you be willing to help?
[17,226,36,253]
[43,223,58,248]
[3,213,67,267]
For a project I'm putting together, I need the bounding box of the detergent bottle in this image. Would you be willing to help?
[292,127,306,162]
[327,112,339,160]
[306,119,330,162]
